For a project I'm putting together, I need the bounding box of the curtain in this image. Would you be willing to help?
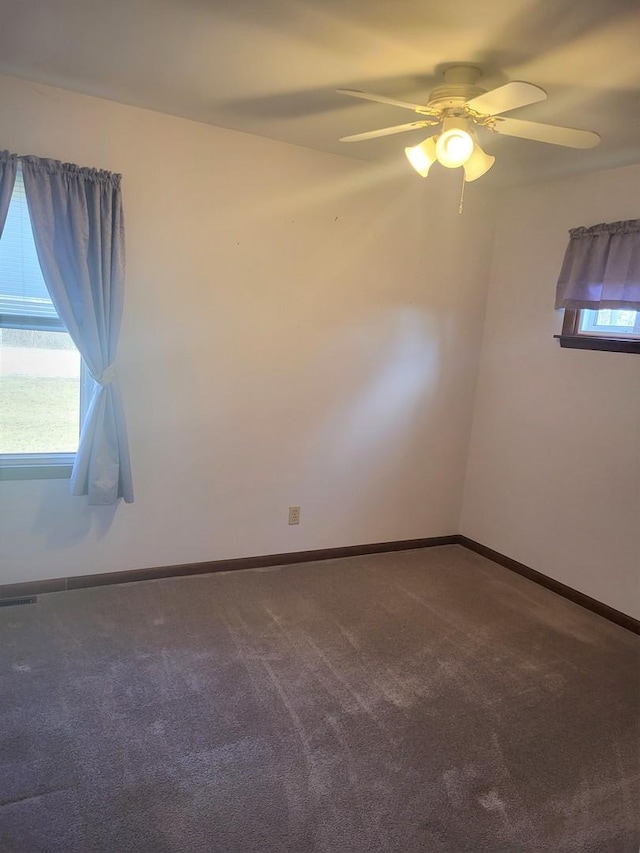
[21,156,133,505]
[0,150,17,237]
[555,219,640,310]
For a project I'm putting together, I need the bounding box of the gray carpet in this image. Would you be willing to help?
[0,545,638,853]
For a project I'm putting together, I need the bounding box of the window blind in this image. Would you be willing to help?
[0,166,57,318]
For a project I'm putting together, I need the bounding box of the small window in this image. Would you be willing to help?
[559,308,640,353]
[0,167,92,480]
[555,219,640,354]
[577,308,640,337]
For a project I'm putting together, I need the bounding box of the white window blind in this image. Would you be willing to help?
[0,166,57,318]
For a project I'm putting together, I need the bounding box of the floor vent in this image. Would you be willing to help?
[0,596,37,608]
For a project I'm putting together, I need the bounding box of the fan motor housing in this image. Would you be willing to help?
[427,84,485,110]
[428,64,485,110]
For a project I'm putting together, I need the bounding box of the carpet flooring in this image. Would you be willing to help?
[0,545,638,852]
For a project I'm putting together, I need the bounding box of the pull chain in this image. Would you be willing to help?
[458,173,466,215]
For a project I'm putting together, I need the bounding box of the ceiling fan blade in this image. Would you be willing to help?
[493,117,601,148]
[337,89,437,117]
[339,120,438,143]
[466,81,546,116]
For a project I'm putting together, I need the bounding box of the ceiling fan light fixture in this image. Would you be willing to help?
[338,68,601,185]
[405,136,437,177]
[462,141,496,182]
[435,118,474,168]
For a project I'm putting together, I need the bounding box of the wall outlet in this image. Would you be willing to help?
[288,506,301,525]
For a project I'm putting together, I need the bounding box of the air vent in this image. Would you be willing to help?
[0,596,37,607]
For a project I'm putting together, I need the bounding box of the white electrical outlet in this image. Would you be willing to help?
[288,506,301,525]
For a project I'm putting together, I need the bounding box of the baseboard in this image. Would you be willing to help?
[2,533,637,635]
[0,535,458,599]
[458,536,639,635]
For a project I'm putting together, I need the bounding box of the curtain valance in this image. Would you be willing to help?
[555,219,640,310]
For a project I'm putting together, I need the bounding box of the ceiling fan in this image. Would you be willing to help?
[338,65,600,182]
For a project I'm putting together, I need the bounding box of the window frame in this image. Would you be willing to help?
[0,164,93,481]
[557,308,640,354]
[0,311,92,483]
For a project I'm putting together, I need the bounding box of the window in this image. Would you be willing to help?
[0,167,92,480]
[578,308,639,337]
[555,219,640,354]
[560,307,640,353]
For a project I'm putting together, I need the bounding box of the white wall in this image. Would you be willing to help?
[0,75,495,584]
[461,165,640,619]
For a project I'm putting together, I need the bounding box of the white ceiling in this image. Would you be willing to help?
[1,0,639,186]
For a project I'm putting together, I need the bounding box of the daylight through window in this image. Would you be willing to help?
[0,167,88,462]
[578,308,640,338]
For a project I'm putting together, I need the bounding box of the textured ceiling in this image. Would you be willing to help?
[1,0,639,186]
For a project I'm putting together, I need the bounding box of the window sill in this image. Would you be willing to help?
[555,334,640,354]
[0,454,74,481]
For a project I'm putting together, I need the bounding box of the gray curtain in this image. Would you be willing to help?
[0,150,17,237]
[555,219,640,310]
[21,156,133,505]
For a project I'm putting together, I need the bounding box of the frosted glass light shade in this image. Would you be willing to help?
[405,121,495,183]
[405,137,437,177]
[435,128,474,168]
[463,142,495,181]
